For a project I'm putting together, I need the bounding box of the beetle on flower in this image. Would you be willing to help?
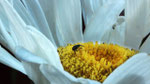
[0,0,150,84]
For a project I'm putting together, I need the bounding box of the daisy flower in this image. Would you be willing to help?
[0,0,150,84]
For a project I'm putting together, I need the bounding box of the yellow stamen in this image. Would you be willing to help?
[57,42,138,82]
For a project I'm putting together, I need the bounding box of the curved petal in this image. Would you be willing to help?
[38,0,83,46]
[101,16,125,45]
[125,0,150,50]
[22,0,56,46]
[0,19,16,50]
[0,0,36,52]
[0,0,62,69]
[40,64,101,84]
[0,46,26,74]
[80,0,103,25]
[103,53,150,84]
[13,43,57,84]
[22,61,49,84]
[15,47,48,64]
[13,39,59,84]
[27,26,63,69]
[84,0,125,42]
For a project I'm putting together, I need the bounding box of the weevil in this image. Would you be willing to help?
[72,44,82,51]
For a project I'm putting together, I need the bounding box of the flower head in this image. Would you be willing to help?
[58,42,138,82]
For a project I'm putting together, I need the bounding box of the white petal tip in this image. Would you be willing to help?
[15,46,48,64]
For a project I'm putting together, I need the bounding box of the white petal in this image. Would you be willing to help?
[11,40,51,84]
[103,53,150,84]
[0,0,60,68]
[13,33,61,84]
[0,46,26,74]
[13,44,52,84]
[101,16,126,45]
[125,0,150,50]
[0,19,16,50]
[84,0,125,42]
[140,36,150,53]
[0,0,35,52]
[22,62,49,84]
[38,0,83,46]
[40,64,101,84]
[0,0,62,69]
[80,0,103,25]
[27,26,63,70]
[8,0,37,28]
[15,47,48,64]
[22,0,56,46]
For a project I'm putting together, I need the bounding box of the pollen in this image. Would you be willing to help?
[57,42,138,82]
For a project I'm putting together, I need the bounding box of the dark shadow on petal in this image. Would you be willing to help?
[119,9,125,16]
[139,32,150,49]
[117,74,145,84]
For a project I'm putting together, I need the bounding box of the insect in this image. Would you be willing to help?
[72,44,82,51]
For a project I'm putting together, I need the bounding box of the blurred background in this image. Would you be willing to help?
[0,43,33,84]
[0,63,33,84]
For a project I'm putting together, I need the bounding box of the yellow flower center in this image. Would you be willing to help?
[57,42,138,82]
